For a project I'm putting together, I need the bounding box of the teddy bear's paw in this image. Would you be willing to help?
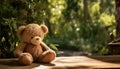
[38,50,56,63]
[19,53,33,65]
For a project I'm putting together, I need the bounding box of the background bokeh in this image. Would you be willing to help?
[0,0,115,58]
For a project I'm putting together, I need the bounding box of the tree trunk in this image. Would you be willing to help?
[115,0,120,38]
[83,0,88,22]
[45,18,52,36]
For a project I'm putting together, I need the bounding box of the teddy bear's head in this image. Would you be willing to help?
[18,24,48,45]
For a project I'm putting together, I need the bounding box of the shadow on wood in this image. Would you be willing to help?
[0,58,57,69]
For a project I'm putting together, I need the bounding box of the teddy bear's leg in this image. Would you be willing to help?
[37,50,56,63]
[19,53,33,65]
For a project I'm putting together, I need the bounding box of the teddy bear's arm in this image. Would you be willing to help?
[40,41,51,51]
[14,42,26,57]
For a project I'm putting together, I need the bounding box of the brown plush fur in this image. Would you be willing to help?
[14,24,56,65]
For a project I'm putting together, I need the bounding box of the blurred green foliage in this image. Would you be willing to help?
[0,0,115,58]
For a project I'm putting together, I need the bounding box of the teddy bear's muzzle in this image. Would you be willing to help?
[31,36,41,46]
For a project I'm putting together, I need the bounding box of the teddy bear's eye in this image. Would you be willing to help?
[31,37,33,39]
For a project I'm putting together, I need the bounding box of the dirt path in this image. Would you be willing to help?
[56,50,92,56]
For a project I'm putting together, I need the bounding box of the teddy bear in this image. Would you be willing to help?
[14,24,56,65]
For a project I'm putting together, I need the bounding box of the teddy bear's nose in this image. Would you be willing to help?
[36,38,39,40]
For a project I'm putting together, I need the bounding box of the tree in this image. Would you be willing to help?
[115,0,120,38]
[83,0,89,22]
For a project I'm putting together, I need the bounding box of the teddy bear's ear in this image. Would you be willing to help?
[17,26,26,36]
[40,25,48,34]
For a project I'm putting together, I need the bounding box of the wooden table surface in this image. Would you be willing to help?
[0,55,120,69]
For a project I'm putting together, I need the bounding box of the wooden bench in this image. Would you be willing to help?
[108,33,120,55]
[108,43,120,55]
[0,56,120,69]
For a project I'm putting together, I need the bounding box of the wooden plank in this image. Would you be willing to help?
[108,43,120,46]
[0,56,120,69]
[108,43,120,54]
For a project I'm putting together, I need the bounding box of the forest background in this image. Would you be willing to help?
[0,0,115,58]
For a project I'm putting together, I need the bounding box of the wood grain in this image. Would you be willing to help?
[0,56,120,69]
